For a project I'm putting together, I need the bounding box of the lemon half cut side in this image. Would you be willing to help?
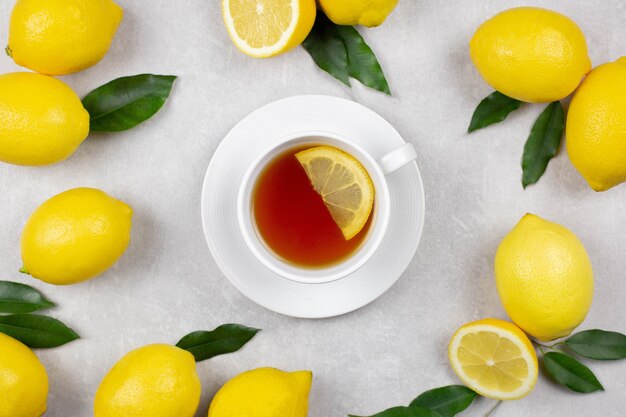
[222,0,316,58]
[448,318,538,400]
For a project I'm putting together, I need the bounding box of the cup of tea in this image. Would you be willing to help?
[237,131,417,284]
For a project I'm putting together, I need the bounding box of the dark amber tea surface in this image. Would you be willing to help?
[252,146,371,267]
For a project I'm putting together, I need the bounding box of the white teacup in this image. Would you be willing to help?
[237,131,417,284]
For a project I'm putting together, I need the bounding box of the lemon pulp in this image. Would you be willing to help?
[295,146,375,240]
[222,0,316,58]
[448,318,538,400]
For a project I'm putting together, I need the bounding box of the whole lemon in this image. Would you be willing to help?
[317,0,398,27]
[0,333,48,417]
[470,7,591,103]
[21,188,133,285]
[0,72,90,166]
[495,214,593,341]
[8,0,123,75]
[566,58,626,191]
[94,344,200,417]
[208,367,312,417]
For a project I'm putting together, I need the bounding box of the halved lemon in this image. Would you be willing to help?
[222,0,316,58]
[296,146,374,240]
[448,318,538,400]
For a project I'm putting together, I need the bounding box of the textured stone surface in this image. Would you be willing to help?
[0,1,624,416]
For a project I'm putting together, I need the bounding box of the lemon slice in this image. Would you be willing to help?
[295,146,374,240]
[222,0,316,58]
[448,318,538,400]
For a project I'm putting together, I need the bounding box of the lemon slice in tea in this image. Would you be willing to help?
[221,0,316,58]
[448,318,538,400]
[295,146,374,240]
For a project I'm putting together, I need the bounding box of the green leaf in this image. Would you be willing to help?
[175,324,260,362]
[543,351,604,393]
[83,74,177,132]
[0,281,55,313]
[468,91,522,133]
[521,101,564,188]
[302,13,350,86]
[349,406,443,417]
[409,385,477,417]
[302,13,390,94]
[0,314,79,348]
[565,330,626,360]
[336,25,391,95]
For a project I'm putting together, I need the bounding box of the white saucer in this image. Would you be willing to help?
[201,95,425,318]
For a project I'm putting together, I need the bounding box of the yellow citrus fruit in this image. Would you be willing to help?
[318,0,398,27]
[470,7,591,103]
[208,367,312,417]
[495,214,594,341]
[21,188,133,285]
[0,72,90,166]
[94,344,200,417]
[0,333,48,417]
[448,318,538,400]
[295,146,375,240]
[222,0,316,58]
[566,57,626,191]
[8,0,123,75]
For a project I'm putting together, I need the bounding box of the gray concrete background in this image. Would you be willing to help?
[0,1,625,416]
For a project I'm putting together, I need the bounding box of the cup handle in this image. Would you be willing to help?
[377,143,417,175]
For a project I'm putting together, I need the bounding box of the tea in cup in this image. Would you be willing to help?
[238,131,416,283]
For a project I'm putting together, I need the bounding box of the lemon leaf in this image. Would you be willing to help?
[176,323,260,362]
[336,25,391,95]
[521,101,564,188]
[0,314,79,348]
[468,91,522,133]
[0,281,55,314]
[302,13,350,86]
[542,352,604,393]
[564,329,626,360]
[349,406,443,417]
[409,385,478,417]
[83,74,177,132]
[303,13,390,94]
